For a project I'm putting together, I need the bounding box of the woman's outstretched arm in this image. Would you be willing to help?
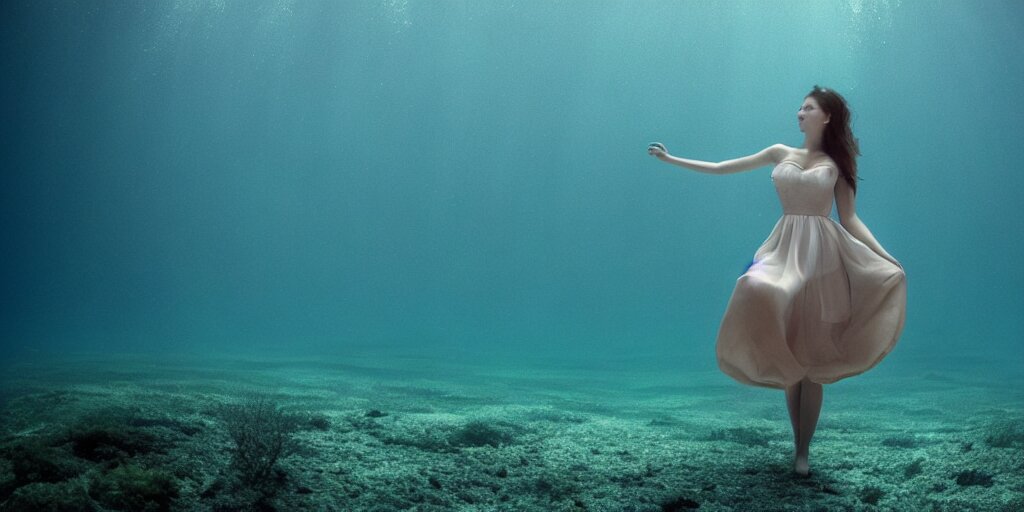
[648,143,786,175]
[835,177,903,269]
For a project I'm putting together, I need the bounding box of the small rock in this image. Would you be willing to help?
[954,470,994,487]
[661,496,700,511]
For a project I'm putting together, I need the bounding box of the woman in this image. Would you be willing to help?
[647,86,907,476]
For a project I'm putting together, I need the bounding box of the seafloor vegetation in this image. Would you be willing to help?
[0,354,1020,511]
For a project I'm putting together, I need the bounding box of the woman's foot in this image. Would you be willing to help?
[794,454,810,476]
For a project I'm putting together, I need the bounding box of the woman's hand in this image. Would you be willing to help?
[647,142,668,159]
[880,253,904,273]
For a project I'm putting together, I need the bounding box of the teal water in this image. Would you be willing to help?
[2,1,1023,362]
[1,1,1022,510]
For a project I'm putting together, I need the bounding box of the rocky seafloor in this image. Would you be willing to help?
[0,352,1021,511]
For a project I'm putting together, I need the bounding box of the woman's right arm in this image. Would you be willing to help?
[649,143,786,175]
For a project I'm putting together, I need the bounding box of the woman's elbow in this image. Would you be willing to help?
[839,213,860,229]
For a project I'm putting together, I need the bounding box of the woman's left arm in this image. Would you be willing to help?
[834,175,903,270]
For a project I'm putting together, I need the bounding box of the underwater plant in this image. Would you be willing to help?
[217,394,299,486]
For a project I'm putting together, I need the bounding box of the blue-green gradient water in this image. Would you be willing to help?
[2,0,1021,374]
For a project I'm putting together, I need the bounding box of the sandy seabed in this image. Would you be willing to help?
[0,350,1021,511]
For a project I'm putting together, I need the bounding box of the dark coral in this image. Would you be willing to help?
[88,464,179,512]
[448,420,515,448]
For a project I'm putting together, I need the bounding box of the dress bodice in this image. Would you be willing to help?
[770,161,837,217]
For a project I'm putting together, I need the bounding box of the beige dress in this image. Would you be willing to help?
[715,160,907,389]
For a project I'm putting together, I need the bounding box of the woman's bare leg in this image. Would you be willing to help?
[785,380,802,444]
[785,377,822,475]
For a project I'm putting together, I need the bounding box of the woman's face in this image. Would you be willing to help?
[797,96,830,133]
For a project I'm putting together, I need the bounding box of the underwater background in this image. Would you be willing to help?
[1,1,1022,511]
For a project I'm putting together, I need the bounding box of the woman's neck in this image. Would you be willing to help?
[802,134,824,154]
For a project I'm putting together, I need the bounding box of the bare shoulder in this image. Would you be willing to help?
[767,143,791,163]
[714,143,790,174]
[750,143,791,169]
[816,152,840,169]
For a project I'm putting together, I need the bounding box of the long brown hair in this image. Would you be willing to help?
[807,85,861,194]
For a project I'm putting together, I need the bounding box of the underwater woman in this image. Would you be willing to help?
[647,86,907,476]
